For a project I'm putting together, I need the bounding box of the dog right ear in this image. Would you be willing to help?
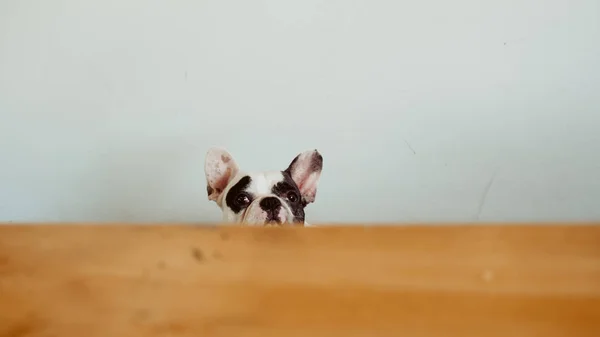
[204,147,239,202]
[285,149,323,205]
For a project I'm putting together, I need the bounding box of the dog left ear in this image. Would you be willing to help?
[285,149,323,205]
[205,147,239,202]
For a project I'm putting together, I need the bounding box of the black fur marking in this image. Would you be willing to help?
[311,151,323,172]
[260,197,282,222]
[273,172,305,223]
[225,176,252,213]
[260,197,281,211]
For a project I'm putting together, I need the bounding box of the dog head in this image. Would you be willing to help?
[204,148,323,226]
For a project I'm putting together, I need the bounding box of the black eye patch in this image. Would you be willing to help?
[272,182,294,193]
[273,171,306,223]
[225,176,252,213]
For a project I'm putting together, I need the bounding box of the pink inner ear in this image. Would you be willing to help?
[214,167,233,191]
[206,150,238,201]
[292,168,311,190]
[291,168,321,204]
[297,172,320,203]
[207,167,232,201]
[287,150,323,204]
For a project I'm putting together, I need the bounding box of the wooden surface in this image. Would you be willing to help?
[0,224,599,337]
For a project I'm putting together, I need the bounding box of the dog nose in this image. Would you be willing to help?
[259,197,281,211]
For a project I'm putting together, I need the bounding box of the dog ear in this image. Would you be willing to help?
[205,147,239,202]
[285,149,323,205]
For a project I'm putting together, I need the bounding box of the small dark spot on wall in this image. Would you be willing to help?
[219,232,229,241]
[403,139,416,155]
[191,248,204,262]
[157,261,166,270]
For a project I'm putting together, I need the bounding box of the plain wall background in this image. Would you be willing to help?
[1,0,599,224]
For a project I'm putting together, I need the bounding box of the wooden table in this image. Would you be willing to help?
[1,224,599,336]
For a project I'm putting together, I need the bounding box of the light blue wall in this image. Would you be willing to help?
[1,0,599,223]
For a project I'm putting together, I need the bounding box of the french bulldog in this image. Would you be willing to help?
[204,147,323,226]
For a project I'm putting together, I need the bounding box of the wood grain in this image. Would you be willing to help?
[0,224,599,337]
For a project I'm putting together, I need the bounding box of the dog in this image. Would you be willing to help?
[204,147,323,226]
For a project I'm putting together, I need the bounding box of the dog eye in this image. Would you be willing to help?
[286,191,299,203]
[235,194,251,207]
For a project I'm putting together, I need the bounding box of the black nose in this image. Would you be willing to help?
[259,197,281,211]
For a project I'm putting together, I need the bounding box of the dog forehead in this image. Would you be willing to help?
[225,171,284,196]
[247,171,285,194]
